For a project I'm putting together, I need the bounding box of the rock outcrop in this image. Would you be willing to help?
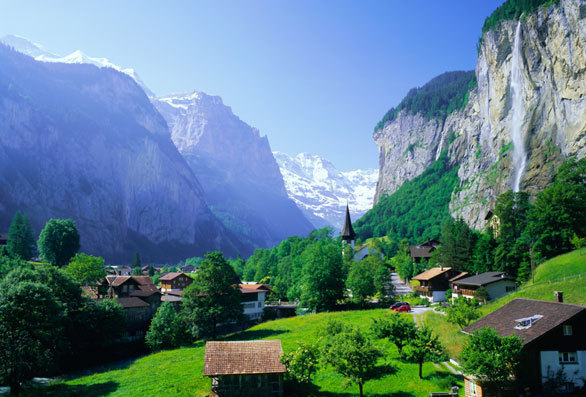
[0,45,245,262]
[374,0,585,229]
[154,92,314,249]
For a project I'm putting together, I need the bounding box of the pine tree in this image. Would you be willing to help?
[131,252,141,268]
[7,211,35,260]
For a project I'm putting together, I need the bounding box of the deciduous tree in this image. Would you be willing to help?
[460,327,523,391]
[146,302,189,351]
[403,326,444,379]
[66,253,106,286]
[446,297,481,328]
[181,251,243,339]
[37,219,80,267]
[322,327,382,397]
[371,313,417,357]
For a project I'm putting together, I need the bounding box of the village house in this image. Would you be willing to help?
[180,264,198,273]
[99,275,162,340]
[204,340,287,397]
[409,239,440,264]
[413,266,459,303]
[484,210,501,238]
[451,271,517,303]
[462,295,586,396]
[240,283,270,321]
[160,272,193,293]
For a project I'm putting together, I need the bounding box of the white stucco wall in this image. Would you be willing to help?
[484,280,517,301]
[540,350,586,388]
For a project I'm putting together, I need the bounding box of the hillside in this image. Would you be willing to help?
[37,310,461,397]
[423,249,586,358]
[372,0,585,228]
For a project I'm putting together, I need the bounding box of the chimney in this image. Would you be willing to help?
[440,265,443,271]
[555,291,563,303]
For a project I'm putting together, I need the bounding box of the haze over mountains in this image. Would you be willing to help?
[0,34,379,260]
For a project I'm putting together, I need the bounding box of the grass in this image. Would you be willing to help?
[421,249,586,361]
[423,311,467,359]
[35,310,463,397]
[530,249,586,285]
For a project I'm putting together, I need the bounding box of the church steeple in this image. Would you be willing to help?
[340,204,356,245]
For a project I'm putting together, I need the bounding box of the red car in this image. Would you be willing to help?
[389,301,408,310]
[393,304,411,312]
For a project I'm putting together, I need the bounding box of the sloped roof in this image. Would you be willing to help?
[129,289,160,298]
[159,272,184,281]
[409,245,435,258]
[453,271,514,287]
[412,267,452,281]
[449,272,469,282]
[239,283,271,294]
[117,297,150,308]
[340,204,356,241]
[132,276,155,285]
[462,298,585,345]
[204,340,287,376]
[106,276,132,287]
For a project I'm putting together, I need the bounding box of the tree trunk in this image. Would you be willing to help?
[419,361,423,379]
[359,382,363,397]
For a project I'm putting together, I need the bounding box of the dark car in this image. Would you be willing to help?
[393,304,411,312]
[389,301,408,310]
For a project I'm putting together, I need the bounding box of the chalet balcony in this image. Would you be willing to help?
[453,288,477,297]
[414,285,431,293]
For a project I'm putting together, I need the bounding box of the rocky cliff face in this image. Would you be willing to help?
[0,45,244,262]
[374,0,585,229]
[154,92,314,248]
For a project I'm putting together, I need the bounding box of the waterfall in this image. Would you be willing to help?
[510,21,527,192]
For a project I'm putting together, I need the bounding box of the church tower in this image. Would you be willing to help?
[340,204,356,248]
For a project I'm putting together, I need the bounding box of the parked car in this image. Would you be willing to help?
[389,301,408,310]
[393,304,411,312]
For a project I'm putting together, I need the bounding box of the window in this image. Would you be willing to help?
[563,325,573,336]
[514,314,543,329]
[469,380,477,396]
[559,352,577,364]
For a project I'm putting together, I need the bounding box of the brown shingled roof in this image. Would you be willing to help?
[204,340,287,376]
[117,297,150,308]
[412,267,452,281]
[449,272,469,282]
[462,298,585,345]
[159,272,184,281]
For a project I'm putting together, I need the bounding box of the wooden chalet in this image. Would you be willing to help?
[160,272,193,293]
[204,340,287,397]
[412,266,458,302]
[409,239,440,263]
[451,271,517,303]
[462,296,586,396]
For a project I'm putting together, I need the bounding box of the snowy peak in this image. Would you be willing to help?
[0,35,153,97]
[157,91,226,111]
[274,152,378,230]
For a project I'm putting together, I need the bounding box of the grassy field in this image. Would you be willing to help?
[33,310,462,397]
[530,249,586,284]
[421,249,586,361]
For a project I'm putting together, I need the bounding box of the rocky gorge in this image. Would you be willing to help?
[373,0,585,229]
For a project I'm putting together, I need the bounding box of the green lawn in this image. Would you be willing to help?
[530,249,586,285]
[34,310,462,397]
[420,250,586,361]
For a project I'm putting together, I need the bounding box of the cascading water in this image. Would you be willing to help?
[510,21,527,192]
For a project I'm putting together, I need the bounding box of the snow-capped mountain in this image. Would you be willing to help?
[0,35,153,96]
[273,152,378,230]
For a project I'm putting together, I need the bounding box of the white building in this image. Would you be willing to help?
[239,283,270,321]
[451,271,517,303]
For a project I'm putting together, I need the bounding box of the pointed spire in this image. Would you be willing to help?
[341,204,356,243]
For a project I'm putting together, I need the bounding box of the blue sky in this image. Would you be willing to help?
[1,0,503,171]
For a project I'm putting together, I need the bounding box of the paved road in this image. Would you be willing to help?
[390,271,412,295]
